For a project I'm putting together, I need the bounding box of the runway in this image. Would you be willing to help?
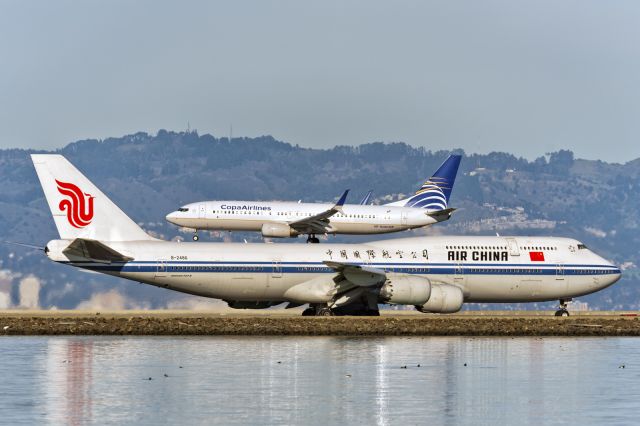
[0,310,638,336]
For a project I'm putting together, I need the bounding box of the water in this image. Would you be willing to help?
[0,336,638,425]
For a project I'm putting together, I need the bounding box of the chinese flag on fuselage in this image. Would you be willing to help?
[529,251,545,261]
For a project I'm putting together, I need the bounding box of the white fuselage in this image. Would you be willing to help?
[165,201,439,235]
[47,236,620,305]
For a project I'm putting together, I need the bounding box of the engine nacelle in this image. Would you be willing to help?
[261,223,298,238]
[416,284,464,314]
[379,274,431,306]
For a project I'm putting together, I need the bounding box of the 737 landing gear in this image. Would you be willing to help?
[306,234,320,244]
[555,299,571,316]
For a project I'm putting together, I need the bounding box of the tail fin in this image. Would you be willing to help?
[31,154,155,241]
[385,154,462,210]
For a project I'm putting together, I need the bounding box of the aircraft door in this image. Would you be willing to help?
[198,203,206,219]
[454,262,465,283]
[506,238,520,256]
[556,264,565,280]
[271,261,283,278]
[155,260,167,278]
[401,210,408,226]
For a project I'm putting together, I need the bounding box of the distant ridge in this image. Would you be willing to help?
[0,131,637,310]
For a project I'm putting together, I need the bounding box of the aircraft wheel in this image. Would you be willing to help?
[554,309,570,317]
[193,234,199,241]
[316,307,334,316]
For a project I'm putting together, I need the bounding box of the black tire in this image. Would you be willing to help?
[301,307,315,316]
[193,235,199,241]
[554,309,570,317]
[316,307,333,316]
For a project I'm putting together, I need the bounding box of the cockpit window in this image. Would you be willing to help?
[178,207,189,212]
[577,243,588,250]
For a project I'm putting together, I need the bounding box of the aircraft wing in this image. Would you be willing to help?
[288,189,349,234]
[282,260,388,305]
[323,261,387,287]
[62,238,134,263]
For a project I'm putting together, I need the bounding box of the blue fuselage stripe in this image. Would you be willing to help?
[62,260,621,276]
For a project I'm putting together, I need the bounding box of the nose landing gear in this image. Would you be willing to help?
[554,299,571,316]
[192,232,199,241]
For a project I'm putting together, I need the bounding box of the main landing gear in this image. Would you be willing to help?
[554,299,571,317]
[306,234,320,244]
[301,303,381,316]
[302,304,333,316]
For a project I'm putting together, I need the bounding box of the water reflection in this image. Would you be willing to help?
[45,339,94,425]
[0,336,638,425]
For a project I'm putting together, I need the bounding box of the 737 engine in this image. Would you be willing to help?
[261,223,298,238]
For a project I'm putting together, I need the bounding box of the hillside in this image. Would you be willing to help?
[0,131,638,310]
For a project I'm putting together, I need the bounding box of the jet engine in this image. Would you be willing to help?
[379,274,431,305]
[416,284,464,313]
[261,223,298,238]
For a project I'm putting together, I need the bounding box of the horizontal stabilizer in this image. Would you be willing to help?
[62,238,134,264]
[426,207,457,222]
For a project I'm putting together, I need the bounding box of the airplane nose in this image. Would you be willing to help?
[603,263,622,288]
[611,266,622,283]
[165,212,178,224]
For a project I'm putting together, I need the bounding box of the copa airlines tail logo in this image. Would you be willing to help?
[404,178,448,210]
[55,180,95,228]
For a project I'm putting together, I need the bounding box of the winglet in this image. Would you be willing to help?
[359,190,373,205]
[288,189,350,234]
[334,189,349,212]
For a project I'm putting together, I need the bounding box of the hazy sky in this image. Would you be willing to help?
[1,1,639,162]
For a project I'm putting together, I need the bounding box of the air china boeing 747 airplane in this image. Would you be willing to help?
[165,155,462,242]
[30,154,620,316]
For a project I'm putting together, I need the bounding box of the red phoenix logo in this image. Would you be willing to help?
[56,180,95,228]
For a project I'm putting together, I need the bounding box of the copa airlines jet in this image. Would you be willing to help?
[30,154,620,316]
[165,155,462,242]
